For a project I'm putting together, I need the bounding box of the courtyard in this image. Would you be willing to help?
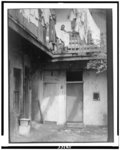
[10,122,108,143]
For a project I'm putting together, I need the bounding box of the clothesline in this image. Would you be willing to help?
[69,8,101,46]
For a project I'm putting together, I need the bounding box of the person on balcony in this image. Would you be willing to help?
[59,24,70,50]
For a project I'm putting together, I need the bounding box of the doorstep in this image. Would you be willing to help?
[66,122,84,128]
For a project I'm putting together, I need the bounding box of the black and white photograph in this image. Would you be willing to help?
[0,1,119,147]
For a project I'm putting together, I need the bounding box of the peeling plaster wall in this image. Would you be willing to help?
[8,9,45,43]
[9,46,31,137]
[19,9,39,27]
[83,70,107,125]
[9,47,23,137]
[32,62,107,126]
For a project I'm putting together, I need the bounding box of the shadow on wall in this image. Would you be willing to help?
[42,95,55,119]
[32,100,42,123]
[32,94,58,123]
[67,96,80,121]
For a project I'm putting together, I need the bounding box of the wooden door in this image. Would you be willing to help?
[67,83,83,122]
[43,83,58,123]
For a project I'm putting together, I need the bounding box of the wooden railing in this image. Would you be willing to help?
[8,9,106,56]
[52,32,106,55]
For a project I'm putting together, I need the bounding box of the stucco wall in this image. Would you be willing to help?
[83,70,107,126]
[32,62,107,126]
[9,46,31,137]
[31,71,43,122]
[91,10,106,33]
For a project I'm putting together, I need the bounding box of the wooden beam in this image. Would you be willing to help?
[8,15,53,57]
[51,56,107,62]
[52,51,106,58]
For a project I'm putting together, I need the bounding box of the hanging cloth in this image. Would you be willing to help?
[75,9,100,46]
[75,9,87,43]
[29,9,39,26]
[86,9,100,46]
[20,9,31,22]
[60,30,69,47]
[69,9,76,21]
[41,9,51,25]
[49,18,56,43]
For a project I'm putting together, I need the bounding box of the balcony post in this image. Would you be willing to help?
[106,9,114,142]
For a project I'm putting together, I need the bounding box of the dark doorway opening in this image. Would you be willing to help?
[67,71,83,81]
[14,68,21,116]
[24,66,30,118]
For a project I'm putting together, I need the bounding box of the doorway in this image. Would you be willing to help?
[66,71,83,122]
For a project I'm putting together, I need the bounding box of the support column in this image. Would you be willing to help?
[106,9,114,142]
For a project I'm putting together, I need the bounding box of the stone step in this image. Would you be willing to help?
[66,122,84,128]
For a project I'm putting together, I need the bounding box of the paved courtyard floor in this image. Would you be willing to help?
[11,122,108,143]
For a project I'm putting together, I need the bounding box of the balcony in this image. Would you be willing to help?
[8,9,107,60]
[51,32,106,56]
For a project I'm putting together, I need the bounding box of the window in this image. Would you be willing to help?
[67,71,83,81]
[93,92,100,101]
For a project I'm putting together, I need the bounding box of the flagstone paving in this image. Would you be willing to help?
[10,122,107,143]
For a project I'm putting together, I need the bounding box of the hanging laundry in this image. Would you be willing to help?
[20,9,30,22]
[69,9,77,31]
[38,9,43,22]
[86,9,100,46]
[75,9,88,44]
[41,9,51,25]
[20,9,39,26]
[61,30,69,47]
[41,16,45,26]
[34,9,39,19]
[49,17,56,43]
[29,9,39,26]
[55,24,69,47]
[69,9,76,21]
[58,25,69,47]
[74,8,100,46]
[41,9,52,45]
